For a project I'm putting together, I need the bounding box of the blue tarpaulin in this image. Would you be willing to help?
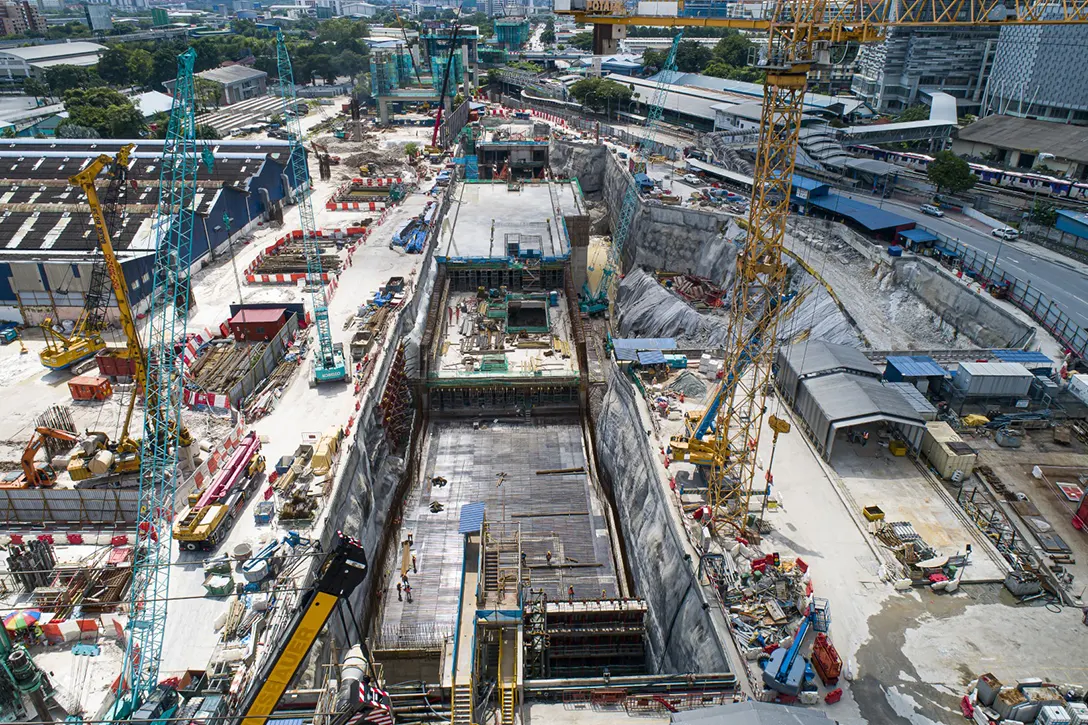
[898,228,939,244]
[612,337,678,362]
[637,350,667,365]
[809,193,916,232]
[459,502,485,534]
[885,355,948,381]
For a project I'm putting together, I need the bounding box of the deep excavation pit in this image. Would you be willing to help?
[301,138,1039,723]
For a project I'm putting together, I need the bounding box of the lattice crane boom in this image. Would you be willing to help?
[118,47,200,714]
[276,33,347,384]
[592,32,681,301]
[564,0,1088,536]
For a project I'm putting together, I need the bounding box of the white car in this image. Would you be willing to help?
[991,227,1019,241]
[682,173,701,184]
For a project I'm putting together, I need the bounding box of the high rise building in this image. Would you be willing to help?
[850,27,998,114]
[983,24,1088,125]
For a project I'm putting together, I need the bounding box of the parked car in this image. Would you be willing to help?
[991,227,1019,241]
[682,173,701,184]
[919,203,945,217]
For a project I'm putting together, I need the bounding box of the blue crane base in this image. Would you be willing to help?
[311,344,348,385]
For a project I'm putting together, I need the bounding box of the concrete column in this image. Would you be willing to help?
[565,214,590,292]
[379,97,391,125]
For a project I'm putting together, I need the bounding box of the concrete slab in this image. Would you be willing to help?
[376,419,620,648]
[437,181,579,260]
[830,443,1006,582]
[435,291,579,380]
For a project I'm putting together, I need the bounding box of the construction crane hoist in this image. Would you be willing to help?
[38,138,132,371]
[108,47,201,723]
[560,0,1088,537]
[277,33,348,385]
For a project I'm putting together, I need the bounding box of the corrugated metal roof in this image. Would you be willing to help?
[898,228,939,243]
[781,340,879,379]
[613,338,677,362]
[990,349,1053,366]
[230,307,287,324]
[458,502,485,534]
[637,350,667,365]
[885,355,948,378]
[808,193,916,232]
[958,361,1034,377]
[803,373,926,425]
[887,382,939,419]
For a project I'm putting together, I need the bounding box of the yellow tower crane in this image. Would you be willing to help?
[560,0,1088,536]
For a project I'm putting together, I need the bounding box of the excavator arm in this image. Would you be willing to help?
[21,427,79,488]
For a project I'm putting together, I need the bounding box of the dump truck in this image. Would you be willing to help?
[173,432,266,550]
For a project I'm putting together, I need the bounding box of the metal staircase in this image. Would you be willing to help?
[498,629,516,725]
[450,683,473,725]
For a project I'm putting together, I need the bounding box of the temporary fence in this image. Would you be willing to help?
[174,419,248,513]
[924,229,1088,360]
[0,488,140,526]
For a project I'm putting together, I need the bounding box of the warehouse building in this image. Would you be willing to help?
[0,138,301,325]
[0,41,106,80]
[168,66,269,106]
[776,340,927,459]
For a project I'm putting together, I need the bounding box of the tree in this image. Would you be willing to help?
[486,68,501,86]
[642,49,667,72]
[1029,200,1058,227]
[508,60,542,73]
[569,77,632,117]
[541,18,556,45]
[334,50,368,79]
[570,32,593,51]
[196,123,221,140]
[194,77,222,112]
[712,33,752,67]
[703,60,763,83]
[307,53,336,84]
[97,48,132,85]
[896,104,930,123]
[23,77,49,102]
[675,40,712,73]
[44,65,100,94]
[56,124,100,139]
[127,49,154,88]
[405,142,419,158]
[60,88,144,138]
[927,151,977,194]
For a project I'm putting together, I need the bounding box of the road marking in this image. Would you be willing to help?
[1072,293,1088,305]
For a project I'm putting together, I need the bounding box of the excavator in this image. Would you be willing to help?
[1,427,80,489]
[62,146,192,482]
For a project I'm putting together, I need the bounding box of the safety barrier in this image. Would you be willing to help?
[927,232,1088,360]
[244,226,366,284]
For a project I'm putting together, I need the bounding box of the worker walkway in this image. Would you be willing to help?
[450,536,479,725]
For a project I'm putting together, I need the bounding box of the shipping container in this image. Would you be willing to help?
[1069,373,1088,406]
[920,421,977,480]
[96,350,138,379]
[953,361,1033,398]
[68,375,113,402]
[230,307,288,342]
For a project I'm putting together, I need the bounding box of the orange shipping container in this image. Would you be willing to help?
[68,375,113,401]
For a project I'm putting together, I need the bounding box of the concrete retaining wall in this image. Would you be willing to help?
[594,370,731,674]
[891,258,1035,348]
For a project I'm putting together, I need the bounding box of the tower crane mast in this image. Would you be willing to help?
[560,0,1088,536]
[115,47,201,717]
[276,33,348,384]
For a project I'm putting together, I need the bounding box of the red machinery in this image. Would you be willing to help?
[193,432,262,509]
[811,632,842,686]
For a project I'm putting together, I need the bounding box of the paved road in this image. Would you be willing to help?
[839,191,1088,331]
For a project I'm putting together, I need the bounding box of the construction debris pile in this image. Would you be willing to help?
[6,542,134,617]
[872,520,966,591]
[248,239,345,279]
[270,429,342,523]
[391,201,437,254]
[657,272,726,309]
[963,673,1088,724]
[188,341,269,397]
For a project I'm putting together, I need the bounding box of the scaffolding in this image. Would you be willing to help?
[379,343,413,449]
[430,53,463,93]
[370,50,401,97]
[523,597,648,679]
[495,19,530,51]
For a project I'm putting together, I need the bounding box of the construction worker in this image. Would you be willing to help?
[396,582,402,601]
[862,430,870,447]
[412,554,417,573]
[407,532,414,546]
[521,551,527,568]
[546,551,553,565]
[568,585,574,602]
[405,582,413,603]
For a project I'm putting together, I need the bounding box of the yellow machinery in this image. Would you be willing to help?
[562,0,1088,536]
[235,533,369,725]
[64,146,192,480]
